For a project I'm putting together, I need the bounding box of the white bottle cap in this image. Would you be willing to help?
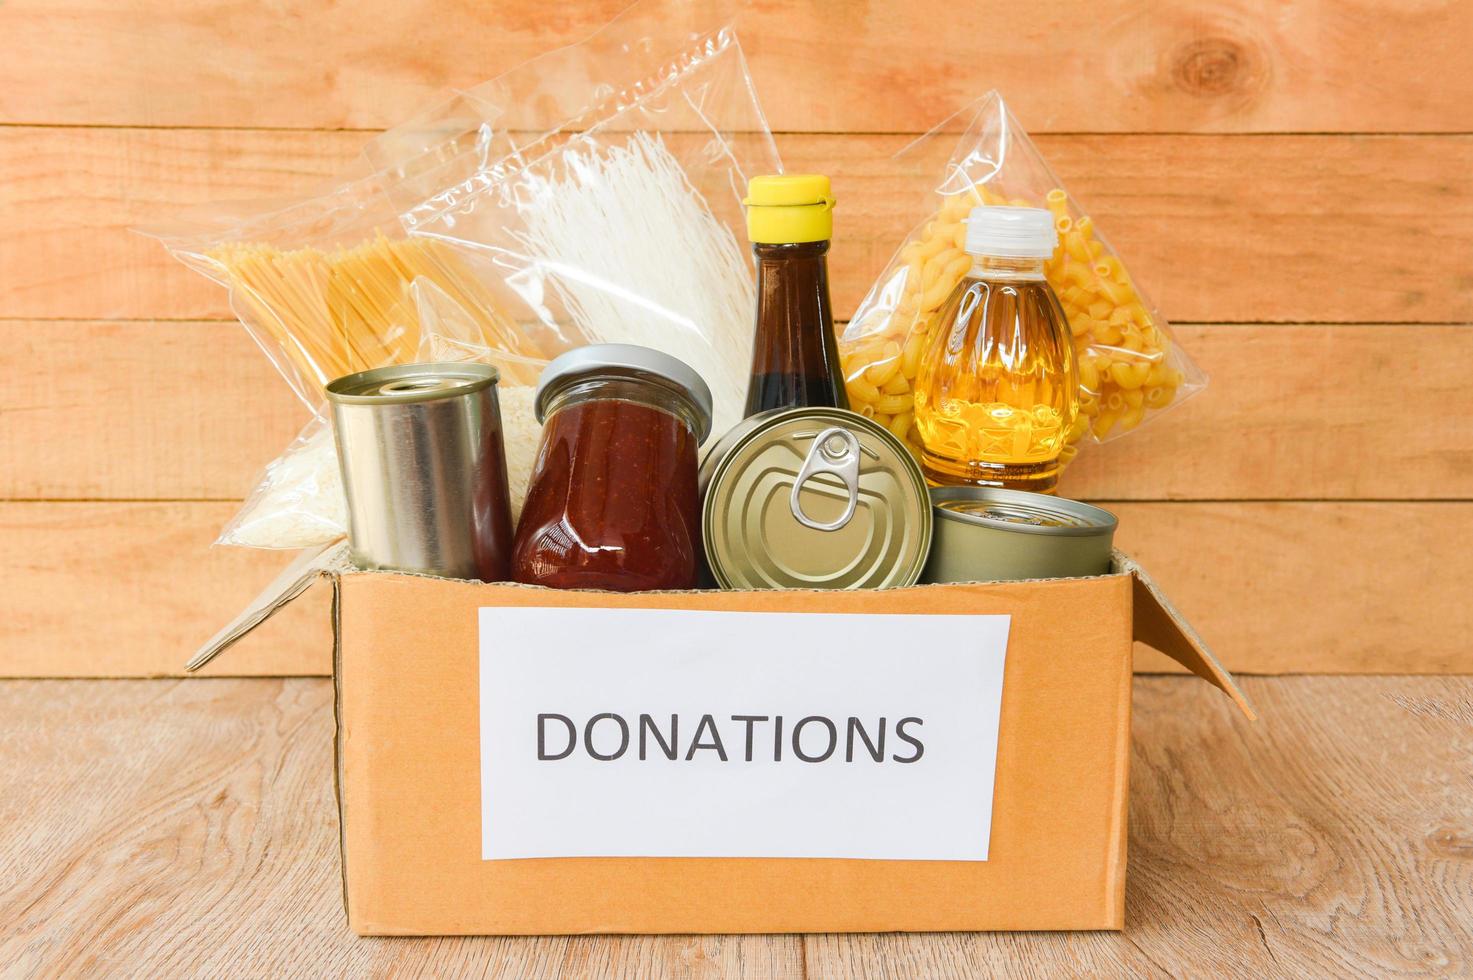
[963,205,1059,259]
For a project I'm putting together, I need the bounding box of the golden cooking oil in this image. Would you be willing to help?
[913,207,1078,492]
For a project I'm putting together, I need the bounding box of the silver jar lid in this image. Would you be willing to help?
[534,343,714,441]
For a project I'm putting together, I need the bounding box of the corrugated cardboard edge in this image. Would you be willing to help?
[329,573,352,930]
[1106,620,1132,930]
[186,543,352,672]
[1118,553,1257,721]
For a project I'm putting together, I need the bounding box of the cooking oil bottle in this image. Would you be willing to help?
[913,206,1078,492]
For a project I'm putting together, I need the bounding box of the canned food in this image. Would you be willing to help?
[327,363,513,582]
[701,407,932,589]
[922,487,1117,583]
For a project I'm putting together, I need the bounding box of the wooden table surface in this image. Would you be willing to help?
[2,675,1470,978]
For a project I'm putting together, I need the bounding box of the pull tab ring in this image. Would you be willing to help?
[790,427,861,531]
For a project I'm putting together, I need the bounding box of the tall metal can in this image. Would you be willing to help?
[326,363,513,582]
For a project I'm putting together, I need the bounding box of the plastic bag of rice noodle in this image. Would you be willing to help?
[840,91,1206,468]
[375,0,778,440]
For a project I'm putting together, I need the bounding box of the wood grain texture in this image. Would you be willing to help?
[0,320,308,500]
[7,322,1471,503]
[804,675,1473,978]
[1117,502,1473,675]
[1,676,1467,975]
[0,678,804,977]
[2,1,1471,132]
[1059,324,1473,502]
[4,127,1470,323]
[0,126,362,322]
[3,500,1470,678]
[0,502,331,678]
[791,133,1473,326]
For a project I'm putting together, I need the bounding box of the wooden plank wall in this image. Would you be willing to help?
[1,0,1469,677]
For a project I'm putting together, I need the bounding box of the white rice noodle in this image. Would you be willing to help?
[512,132,753,437]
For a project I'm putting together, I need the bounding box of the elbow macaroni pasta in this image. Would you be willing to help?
[840,183,1187,468]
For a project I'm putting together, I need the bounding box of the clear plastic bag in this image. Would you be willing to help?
[149,0,769,549]
[840,92,1205,467]
[144,170,542,413]
[216,414,344,550]
[383,5,778,438]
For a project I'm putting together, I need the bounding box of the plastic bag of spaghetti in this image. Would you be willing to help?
[216,278,547,549]
[840,91,1205,467]
[372,0,778,438]
[141,164,551,413]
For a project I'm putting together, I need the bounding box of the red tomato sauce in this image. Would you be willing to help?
[511,398,702,591]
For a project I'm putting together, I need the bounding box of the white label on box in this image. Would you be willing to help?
[479,607,1009,862]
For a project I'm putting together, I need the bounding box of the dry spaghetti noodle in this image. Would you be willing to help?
[207,233,528,389]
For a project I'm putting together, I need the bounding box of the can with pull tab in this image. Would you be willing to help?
[699,407,932,589]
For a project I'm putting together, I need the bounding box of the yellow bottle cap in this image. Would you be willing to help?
[743,174,835,244]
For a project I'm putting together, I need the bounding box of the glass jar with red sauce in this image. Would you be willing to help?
[511,344,713,592]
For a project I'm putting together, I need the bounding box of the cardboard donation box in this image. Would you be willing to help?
[198,549,1252,935]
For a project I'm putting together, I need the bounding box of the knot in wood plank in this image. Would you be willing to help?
[1170,35,1265,100]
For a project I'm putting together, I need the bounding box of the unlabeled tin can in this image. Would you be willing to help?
[922,487,1117,583]
[326,363,513,582]
[700,407,932,589]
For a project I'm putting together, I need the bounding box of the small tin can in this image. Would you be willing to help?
[326,363,514,582]
[700,407,933,589]
[922,487,1117,583]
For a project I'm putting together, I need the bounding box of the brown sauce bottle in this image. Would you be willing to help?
[742,175,849,416]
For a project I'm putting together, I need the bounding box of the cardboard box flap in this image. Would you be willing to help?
[186,543,350,672]
[188,546,1251,725]
[1120,554,1256,721]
